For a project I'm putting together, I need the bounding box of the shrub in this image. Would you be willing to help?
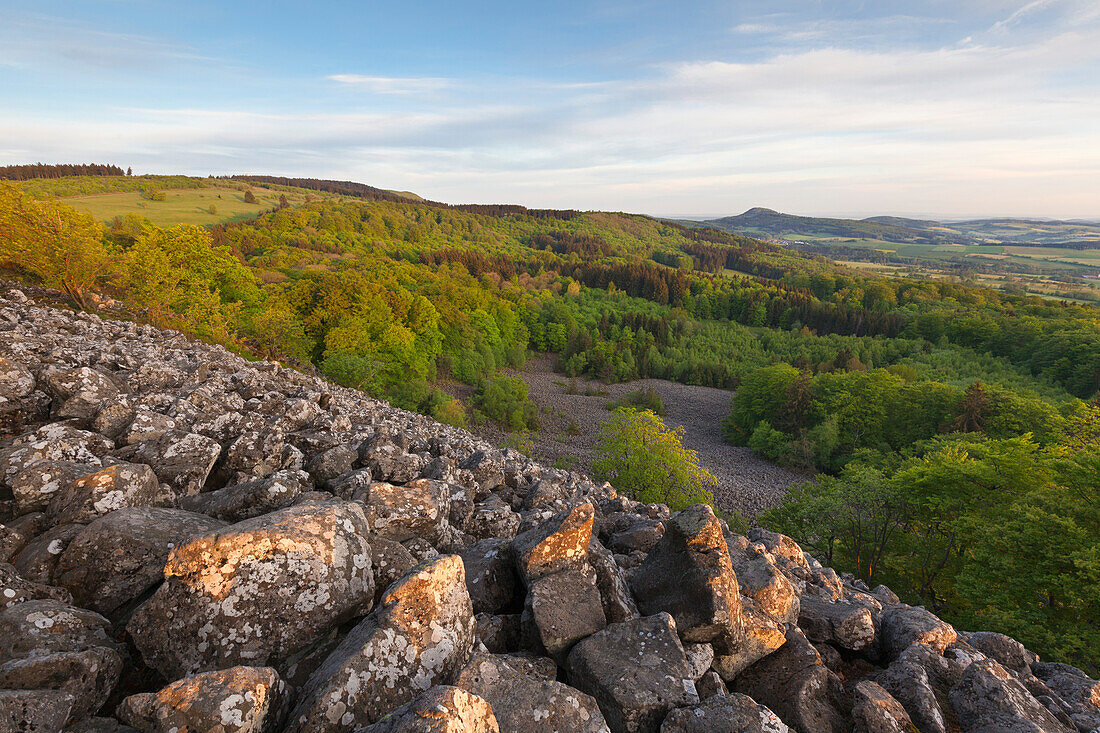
[429,394,467,428]
[320,352,379,391]
[502,431,536,455]
[747,420,790,463]
[607,387,665,415]
[472,375,540,430]
[593,407,715,510]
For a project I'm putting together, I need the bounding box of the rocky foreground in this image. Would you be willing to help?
[0,287,1098,733]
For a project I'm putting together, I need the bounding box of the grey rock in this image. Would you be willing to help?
[0,600,121,663]
[54,507,224,622]
[567,613,699,733]
[524,565,607,658]
[630,505,740,644]
[588,539,639,624]
[454,652,609,732]
[949,658,1072,732]
[476,613,521,654]
[307,445,358,489]
[12,525,85,586]
[694,671,727,700]
[660,693,789,733]
[0,564,72,610]
[128,501,374,678]
[465,496,520,541]
[0,356,35,400]
[0,647,122,725]
[881,605,956,660]
[798,595,876,651]
[0,689,74,733]
[851,681,917,733]
[1,424,112,490]
[733,626,848,733]
[458,539,519,615]
[365,479,450,544]
[512,504,594,586]
[113,431,220,496]
[46,463,168,525]
[117,666,287,733]
[11,461,98,515]
[727,536,799,625]
[360,686,498,733]
[175,470,310,522]
[368,535,419,606]
[286,554,477,733]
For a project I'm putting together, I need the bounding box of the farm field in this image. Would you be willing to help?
[797,233,1100,278]
[61,186,318,226]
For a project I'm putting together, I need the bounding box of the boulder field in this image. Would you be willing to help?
[1,286,1098,733]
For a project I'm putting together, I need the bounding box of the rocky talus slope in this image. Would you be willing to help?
[1,287,1098,733]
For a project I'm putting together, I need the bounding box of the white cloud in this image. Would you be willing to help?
[0,14,218,72]
[3,3,1100,217]
[990,0,1059,32]
[327,75,452,94]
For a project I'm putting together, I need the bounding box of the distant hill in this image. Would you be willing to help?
[702,208,1100,247]
[702,207,962,245]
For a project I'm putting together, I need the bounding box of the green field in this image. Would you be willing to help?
[799,234,1100,273]
[62,186,316,226]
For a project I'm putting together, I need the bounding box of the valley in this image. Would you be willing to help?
[447,356,807,517]
[2,169,1099,674]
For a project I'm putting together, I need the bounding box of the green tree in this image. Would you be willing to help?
[593,407,716,510]
[472,375,539,430]
[0,183,116,310]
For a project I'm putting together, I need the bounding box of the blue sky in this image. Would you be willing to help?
[2,0,1099,218]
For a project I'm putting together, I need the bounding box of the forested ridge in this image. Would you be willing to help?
[1,175,1098,672]
[0,162,127,180]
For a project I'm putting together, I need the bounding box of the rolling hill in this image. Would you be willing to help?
[702,207,1100,247]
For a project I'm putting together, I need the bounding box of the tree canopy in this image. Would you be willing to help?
[593,407,716,510]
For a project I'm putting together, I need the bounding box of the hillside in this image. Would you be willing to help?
[705,207,1100,247]
[1,288,1097,732]
[700,207,1100,298]
[2,175,1099,677]
[703,207,963,244]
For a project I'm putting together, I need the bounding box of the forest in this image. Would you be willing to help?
[0,162,128,180]
[1,175,1097,673]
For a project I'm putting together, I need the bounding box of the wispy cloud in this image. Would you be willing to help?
[3,2,1100,217]
[0,13,219,72]
[990,0,1059,32]
[327,75,452,95]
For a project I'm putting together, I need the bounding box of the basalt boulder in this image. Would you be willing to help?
[512,504,595,586]
[128,501,374,678]
[733,626,848,733]
[46,462,168,525]
[361,686,498,733]
[630,505,740,644]
[660,693,789,733]
[454,652,609,733]
[286,554,477,733]
[54,507,225,622]
[567,613,699,733]
[116,665,287,733]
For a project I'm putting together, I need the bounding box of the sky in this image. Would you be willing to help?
[1,0,1099,219]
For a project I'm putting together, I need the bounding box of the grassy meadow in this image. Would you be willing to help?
[61,186,316,227]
